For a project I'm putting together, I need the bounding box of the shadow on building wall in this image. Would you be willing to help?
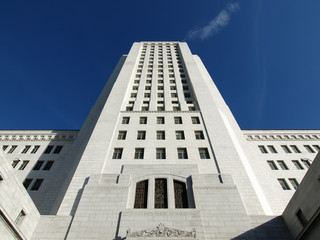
[232,216,292,240]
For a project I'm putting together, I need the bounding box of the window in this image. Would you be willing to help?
[292,160,304,170]
[122,117,130,124]
[304,145,315,153]
[281,145,291,153]
[157,106,164,111]
[141,106,149,111]
[278,179,290,190]
[31,179,44,191]
[12,160,20,168]
[289,178,299,190]
[174,181,188,208]
[258,146,268,154]
[2,145,8,151]
[177,148,188,159]
[195,131,204,140]
[296,209,307,227]
[290,145,301,153]
[21,145,31,154]
[154,178,168,208]
[171,93,177,98]
[157,131,165,140]
[176,131,185,140]
[30,146,40,154]
[267,161,278,170]
[53,146,63,154]
[174,117,182,124]
[137,131,146,140]
[267,145,277,153]
[15,210,26,225]
[33,161,44,170]
[313,145,320,151]
[134,180,148,208]
[156,148,166,159]
[44,145,54,154]
[139,117,147,124]
[23,179,32,189]
[131,93,137,98]
[7,145,17,154]
[18,161,29,170]
[144,93,150,98]
[145,86,151,90]
[112,148,123,159]
[191,117,200,124]
[134,148,144,159]
[199,148,210,159]
[157,93,164,98]
[184,93,191,98]
[43,161,54,171]
[132,86,138,90]
[117,131,127,140]
[126,106,133,111]
[277,160,289,170]
[157,86,163,90]
[157,117,165,124]
[301,159,311,168]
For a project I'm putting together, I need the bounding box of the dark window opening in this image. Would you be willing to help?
[134,180,148,208]
[154,178,168,208]
[174,180,188,208]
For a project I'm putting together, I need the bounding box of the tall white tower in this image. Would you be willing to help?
[25,41,294,239]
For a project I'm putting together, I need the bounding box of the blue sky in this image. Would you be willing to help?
[1,0,320,130]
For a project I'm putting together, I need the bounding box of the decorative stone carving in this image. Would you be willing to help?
[126,223,196,238]
[244,134,320,141]
[0,134,77,142]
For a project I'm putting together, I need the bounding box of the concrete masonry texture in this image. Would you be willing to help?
[1,41,319,239]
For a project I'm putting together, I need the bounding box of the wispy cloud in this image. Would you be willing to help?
[185,2,240,41]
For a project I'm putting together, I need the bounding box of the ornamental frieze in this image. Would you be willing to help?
[0,134,77,142]
[245,134,320,141]
[126,223,196,239]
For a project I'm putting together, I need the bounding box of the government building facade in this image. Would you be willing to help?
[0,42,319,240]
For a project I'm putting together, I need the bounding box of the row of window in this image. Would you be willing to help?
[267,159,311,170]
[112,148,210,160]
[23,178,44,191]
[126,106,195,112]
[2,145,63,155]
[138,58,182,66]
[138,59,182,66]
[278,178,299,190]
[121,116,200,125]
[131,86,190,94]
[132,79,188,86]
[117,130,205,141]
[134,179,188,209]
[258,145,320,154]
[12,160,54,171]
[126,106,196,112]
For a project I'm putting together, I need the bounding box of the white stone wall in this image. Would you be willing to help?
[242,129,320,215]
[0,148,40,239]
[0,130,78,214]
[283,151,320,239]
[1,42,312,239]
